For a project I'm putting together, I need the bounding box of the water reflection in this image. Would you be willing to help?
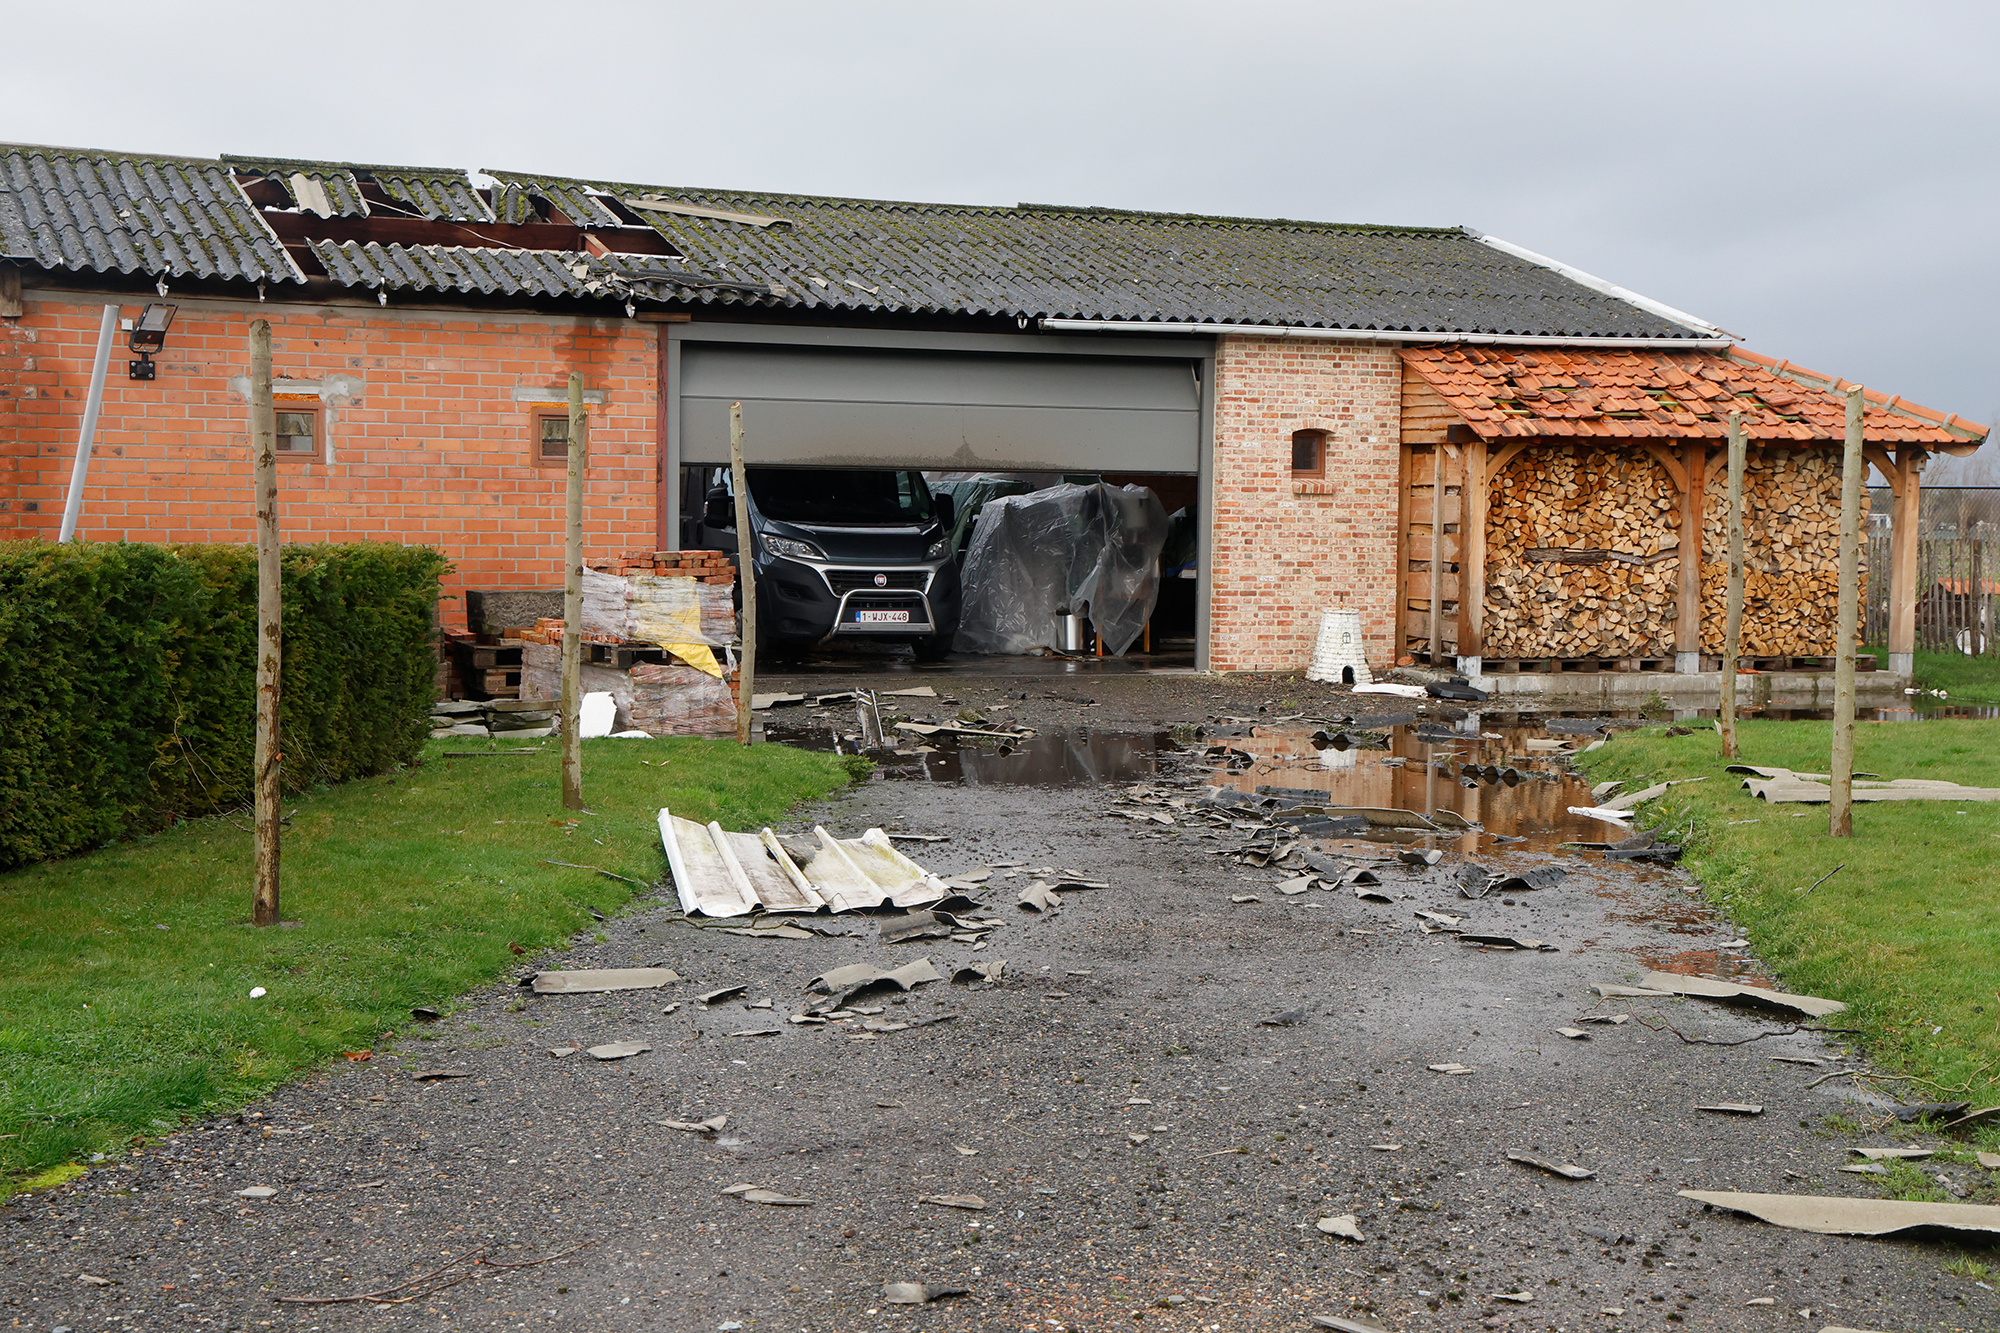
[767,724,1175,787]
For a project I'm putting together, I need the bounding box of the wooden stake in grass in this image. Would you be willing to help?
[560,373,587,811]
[1830,384,1865,838]
[729,400,756,746]
[1721,411,1747,760]
[249,320,282,927]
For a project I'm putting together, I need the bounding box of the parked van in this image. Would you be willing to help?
[682,466,962,659]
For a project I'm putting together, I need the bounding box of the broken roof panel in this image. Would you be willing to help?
[1401,344,1986,448]
[372,171,495,223]
[479,171,1709,337]
[307,239,738,302]
[0,144,302,283]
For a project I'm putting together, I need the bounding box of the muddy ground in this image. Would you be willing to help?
[5,672,1994,1333]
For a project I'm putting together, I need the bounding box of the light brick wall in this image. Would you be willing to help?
[0,293,658,628]
[1208,335,1402,673]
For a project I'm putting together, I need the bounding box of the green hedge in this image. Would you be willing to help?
[0,542,448,870]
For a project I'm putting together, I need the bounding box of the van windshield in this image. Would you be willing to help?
[748,469,934,526]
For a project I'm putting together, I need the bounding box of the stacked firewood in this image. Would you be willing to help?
[1697,447,1863,655]
[1482,445,1683,658]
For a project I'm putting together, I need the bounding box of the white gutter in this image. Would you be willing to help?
[1036,318,1733,349]
[1471,231,1734,340]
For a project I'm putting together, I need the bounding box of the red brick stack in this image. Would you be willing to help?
[585,549,736,585]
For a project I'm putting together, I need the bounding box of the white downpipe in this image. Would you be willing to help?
[58,304,120,543]
[1035,317,1732,349]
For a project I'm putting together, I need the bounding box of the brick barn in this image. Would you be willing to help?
[1,143,1985,676]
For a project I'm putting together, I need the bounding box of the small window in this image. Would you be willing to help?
[532,409,581,466]
[1291,428,1327,478]
[274,399,321,461]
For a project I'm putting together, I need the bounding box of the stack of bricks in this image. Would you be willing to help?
[586,549,736,585]
[508,617,622,647]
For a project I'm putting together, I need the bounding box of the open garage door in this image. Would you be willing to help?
[679,343,1200,472]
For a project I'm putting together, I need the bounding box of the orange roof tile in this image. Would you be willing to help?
[1401,345,1988,450]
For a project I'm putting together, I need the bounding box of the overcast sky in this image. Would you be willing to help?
[12,1,1996,468]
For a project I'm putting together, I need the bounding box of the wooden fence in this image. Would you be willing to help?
[1865,531,1997,655]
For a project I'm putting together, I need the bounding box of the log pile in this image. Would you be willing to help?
[1698,447,1865,655]
[1483,445,1682,658]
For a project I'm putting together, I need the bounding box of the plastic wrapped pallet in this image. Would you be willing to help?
[954,482,1168,657]
[626,661,738,737]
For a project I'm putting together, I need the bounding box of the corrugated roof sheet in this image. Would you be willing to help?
[0,145,301,283]
[308,240,757,302]
[491,174,624,228]
[1401,345,1986,446]
[373,171,493,223]
[486,172,1706,337]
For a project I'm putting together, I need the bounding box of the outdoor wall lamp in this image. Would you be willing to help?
[127,302,176,380]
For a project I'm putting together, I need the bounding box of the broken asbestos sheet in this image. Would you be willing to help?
[1636,969,1845,1018]
[1731,765,2000,804]
[1680,1190,2000,1239]
[660,809,947,917]
[528,967,681,994]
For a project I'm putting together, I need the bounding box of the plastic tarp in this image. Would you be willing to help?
[954,482,1168,657]
[927,473,1038,556]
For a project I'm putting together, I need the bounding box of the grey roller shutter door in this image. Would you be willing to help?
[680,344,1199,472]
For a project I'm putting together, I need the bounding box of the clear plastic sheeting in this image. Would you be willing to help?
[954,482,1168,657]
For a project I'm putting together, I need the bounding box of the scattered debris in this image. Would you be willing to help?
[1397,848,1442,867]
[661,1115,727,1135]
[1732,765,2000,805]
[728,1027,782,1038]
[721,1184,812,1206]
[1507,1150,1595,1180]
[1633,970,1846,1018]
[662,811,951,916]
[1427,1062,1476,1075]
[1315,1214,1365,1241]
[1680,1190,2000,1238]
[807,958,943,1007]
[1018,882,1062,912]
[1839,1163,1889,1176]
[529,967,681,995]
[1307,1315,1388,1333]
[1352,884,1394,904]
[548,1045,577,1058]
[235,1186,278,1199]
[410,1006,441,1021]
[1893,1101,1971,1123]
[1459,933,1556,952]
[698,985,747,1006]
[1850,1147,1933,1161]
[1555,1027,1590,1040]
[1944,1105,2000,1133]
[1696,1103,1764,1116]
[882,1281,967,1305]
[1977,1152,2000,1170]
[411,1069,470,1081]
[586,1041,651,1060]
[1492,1291,1536,1303]
[1492,866,1569,894]
[918,1194,987,1211]
[1231,893,1261,904]
[1261,1009,1308,1027]
[1576,1014,1630,1025]
[951,960,1006,984]
[1568,805,1635,828]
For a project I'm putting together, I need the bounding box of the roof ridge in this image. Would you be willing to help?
[0,140,228,168]
[221,153,472,179]
[483,169,1462,232]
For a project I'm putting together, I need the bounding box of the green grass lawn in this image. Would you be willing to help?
[0,736,856,1196]
[1581,718,2000,1118]
[1908,647,2000,705]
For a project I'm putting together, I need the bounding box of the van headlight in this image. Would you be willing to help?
[762,535,823,561]
[925,537,950,560]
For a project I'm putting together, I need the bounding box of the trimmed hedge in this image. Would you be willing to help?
[0,542,448,870]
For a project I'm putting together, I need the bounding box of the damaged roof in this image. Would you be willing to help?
[0,141,1723,338]
[1401,344,1987,448]
[486,170,1710,337]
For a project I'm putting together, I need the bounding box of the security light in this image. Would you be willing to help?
[127,302,176,380]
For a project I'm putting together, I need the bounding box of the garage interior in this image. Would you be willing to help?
[663,323,1213,673]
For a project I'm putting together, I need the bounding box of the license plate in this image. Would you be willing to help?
[855,610,910,623]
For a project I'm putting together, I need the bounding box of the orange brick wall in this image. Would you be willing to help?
[1208,335,1402,672]
[0,292,658,629]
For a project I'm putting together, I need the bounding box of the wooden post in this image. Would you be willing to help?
[1675,442,1707,671]
[1429,447,1444,663]
[1888,448,1922,676]
[249,320,282,928]
[729,402,756,745]
[1830,385,1865,838]
[560,373,586,811]
[1456,440,1486,670]
[1720,413,1746,759]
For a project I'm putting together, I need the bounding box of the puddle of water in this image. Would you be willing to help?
[768,724,1176,787]
[1199,719,1611,853]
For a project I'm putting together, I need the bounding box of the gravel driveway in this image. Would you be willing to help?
[4,674,1990,1333]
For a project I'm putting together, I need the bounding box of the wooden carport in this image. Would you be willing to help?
[1396,345,1987,676]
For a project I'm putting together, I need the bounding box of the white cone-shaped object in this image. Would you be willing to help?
[1306,608,1373,686]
